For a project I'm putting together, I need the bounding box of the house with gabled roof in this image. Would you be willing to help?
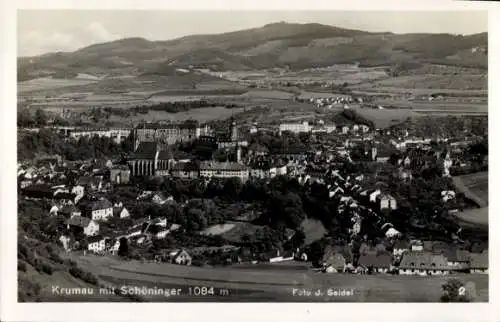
[399,252,450,276]
[170,249,192,266]
[83,198,113,221]
[469,251,488,274]
[393,240,409,257]
[76,176,102,191]
[87,235,106,253]
[358,253,392,274]
[444,248,470,269]
[60,204,81,218]
[113,204,130,218]
[66,216,99,236]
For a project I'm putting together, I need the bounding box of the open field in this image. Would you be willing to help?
[300,218,327,245]
[66,254,488,302]
[371,99,487,113]
[298,91,351,100]
[18,77,98,93]
[351,106,419,129]
[108,107,246,125]
[362,74,487,91]
[218,221,267,243]
[453,207,488,227]
[351,87,487,97]
[453,172,488,207]
[242,89,295,100]
[200,223,236,236]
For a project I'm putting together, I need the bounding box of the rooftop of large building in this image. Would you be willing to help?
[135,120,200,130]
[200,161,248,171]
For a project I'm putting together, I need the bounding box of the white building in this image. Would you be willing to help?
[89,198,113,221]
[279,121,311,134]
[199,162,249,182]
[87,236,106,253]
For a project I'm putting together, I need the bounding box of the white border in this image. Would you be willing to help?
[2,1,499,322]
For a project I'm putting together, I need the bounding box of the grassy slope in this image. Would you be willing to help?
[18,23,487,78]
[453,172,488,207]
[69,254,488,302]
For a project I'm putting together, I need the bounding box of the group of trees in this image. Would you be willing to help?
[339,109,375,129]
[389,115,487,139]
[18,129,133,161]
[17,199,102,301]
[132,100,239,115]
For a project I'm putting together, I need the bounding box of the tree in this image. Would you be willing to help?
[118,237,129,257]
[289,229,306,250]
[440,278,471,302]
[34,109,48,126]
[308,240,325,267]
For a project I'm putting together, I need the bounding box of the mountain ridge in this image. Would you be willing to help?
[18,22,488,81]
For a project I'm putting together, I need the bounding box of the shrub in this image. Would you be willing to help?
[64,259,78,267]
[35,261,54,275]
[18,243,28,259]
[18,260,27,272]
[49,252,64,264]
[69,266,98,285]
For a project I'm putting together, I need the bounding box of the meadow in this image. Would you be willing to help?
[453,172,488,207]
[67,254,488,302]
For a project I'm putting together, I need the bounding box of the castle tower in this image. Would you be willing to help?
[231,121,238,142]
[371,147,378,161]
[236,146,242,164]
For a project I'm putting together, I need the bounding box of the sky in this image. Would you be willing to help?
[17,10,488,57]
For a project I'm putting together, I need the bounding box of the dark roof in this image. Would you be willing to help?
[359,253,392,268]
[66,216,91,227]
[399,252,449,270]
[133,142,158,159]
[111,165,130,171]
[172,161,199,172]
[60,204,80,214]
[88,235,105,243]
[394,240,409,249]
[21,185,53,198]
[77,176,100,186]
[158,149,173,160]
[251,160,272,170]
[90,198,112,210]
[53,192,77,200]
[200,161,248,171]
[444,248,470,262]
[469,251,488,269]
[113,206,124,217]
[136,121,199,130]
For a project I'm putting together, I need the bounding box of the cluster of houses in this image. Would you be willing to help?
[18,115,487,273]
[320,241,488,276]
[279,121,370,135]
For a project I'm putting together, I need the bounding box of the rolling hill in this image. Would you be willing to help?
[18,22,488,81]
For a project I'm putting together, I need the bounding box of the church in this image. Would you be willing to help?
[128,142,174,177]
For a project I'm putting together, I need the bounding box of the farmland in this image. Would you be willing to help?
[453,207,488,227]
[109,107,246,125]
[452,171,488,227]
[350,106,418,129]
[66,254,488,302]
[453,172,488,207]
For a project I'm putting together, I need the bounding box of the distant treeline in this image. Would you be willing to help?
[131,100,240,114]
[339,109,375,129]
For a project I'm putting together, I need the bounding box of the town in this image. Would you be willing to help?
[15,14,489,303]
[17,105,488,286]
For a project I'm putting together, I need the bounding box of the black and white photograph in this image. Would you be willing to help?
[1,2,498,320]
